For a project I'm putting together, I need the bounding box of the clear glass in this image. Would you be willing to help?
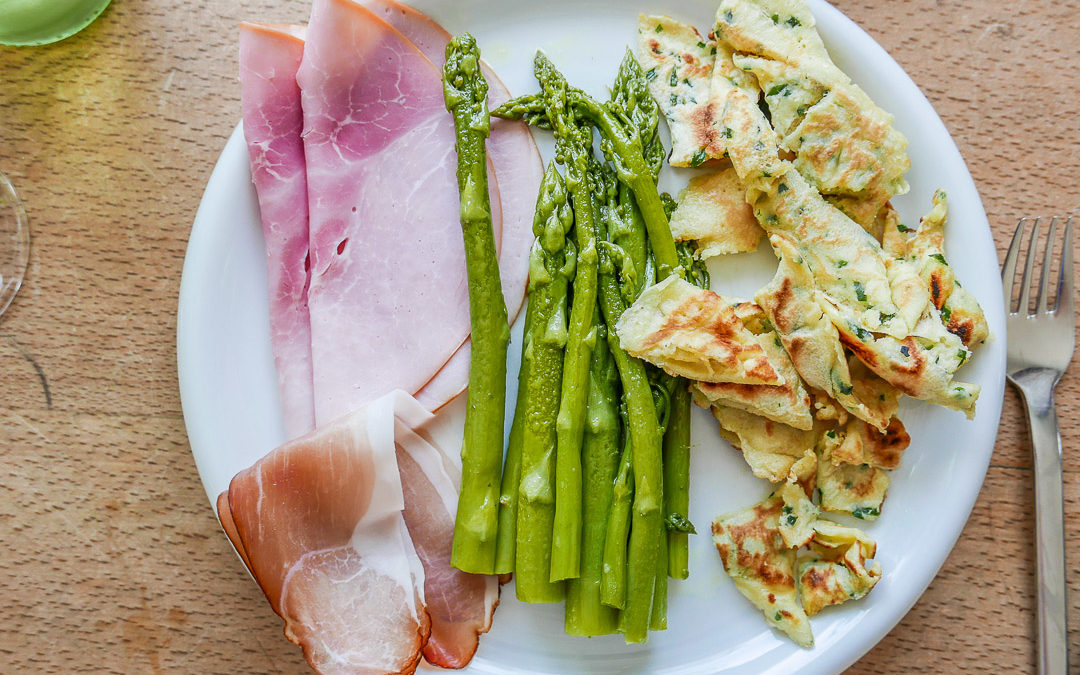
[0,172,29,317]
[0,0,112,46]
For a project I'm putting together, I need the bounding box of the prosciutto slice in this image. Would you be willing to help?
[219,391,499,674]
[360,0,543,411]
[220,392,432,675]
[239,23,316,438]
[298,0,476,424]
[396,421,499,668]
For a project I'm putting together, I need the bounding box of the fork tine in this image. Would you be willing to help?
[1003,218,1026,312]
[1057,216,1074,316]
[1036,216,1058,314]
[1019,218,1040,315]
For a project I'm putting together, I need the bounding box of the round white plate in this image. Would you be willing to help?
[177,1,1007,673]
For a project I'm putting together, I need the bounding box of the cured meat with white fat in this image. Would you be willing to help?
[396,422,499,668]
[239,22,316,439]
[298,0,482,424]
[219,392,432,675]
[357,0,543,412]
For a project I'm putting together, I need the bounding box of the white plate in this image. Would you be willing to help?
[177,1,1007,673]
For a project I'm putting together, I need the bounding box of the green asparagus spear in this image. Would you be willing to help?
[444,34,509,575]
[494,55,678,280]
[662,381,692,580]
[536,56,600,583]
[515,165,574,603]
[609,49,664,182]
[593,214,664,642]
[601,429,633,609]
[565,315,621,636]
[494,299,534,575]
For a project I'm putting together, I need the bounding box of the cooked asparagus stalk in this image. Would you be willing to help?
[515,164,575,603]
[494,299,533,575]
[444,33,510,575]
[533,56,600,584]
[565,313,621,636]
[663,381,692,580]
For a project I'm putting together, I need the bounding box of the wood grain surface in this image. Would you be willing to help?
[0,0,1077,672]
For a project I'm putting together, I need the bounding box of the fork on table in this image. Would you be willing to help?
[1002,216,1074,675]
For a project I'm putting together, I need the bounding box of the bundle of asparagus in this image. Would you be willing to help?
[446,37,704,643]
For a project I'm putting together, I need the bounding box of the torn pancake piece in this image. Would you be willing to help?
[712,494,814,647]
[616,275,783,385]
[669,167,763,257]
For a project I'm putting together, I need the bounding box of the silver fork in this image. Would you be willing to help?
[1002,216,1074,675]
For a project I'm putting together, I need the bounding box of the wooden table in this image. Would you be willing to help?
[0,0,1076,672]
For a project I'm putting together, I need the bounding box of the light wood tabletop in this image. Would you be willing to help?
[0,0,1076,672]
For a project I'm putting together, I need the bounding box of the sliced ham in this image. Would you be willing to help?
[239,22,316,439]
[297,0,475,423]
[220,392,433,675]
[396,421,499,668]
[360,0,543,411]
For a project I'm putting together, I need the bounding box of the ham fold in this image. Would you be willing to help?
[220,391,431,675]
[219,391,499,674]
[396,423,499,668]
[239,22,316,439]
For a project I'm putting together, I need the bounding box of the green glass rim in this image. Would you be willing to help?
[0,0,112,47]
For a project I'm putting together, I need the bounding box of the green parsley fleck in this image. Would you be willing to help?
[697,41,706,49]
[852,506,880,520]
[767,83,788,97]
[930,253,947,265]
[837,259,848,268]
[669,69,678,87]
[785,514,798,526]
[690,148,708,167]
[853,280,867,303]
[723,10,734,22]
[774,611,783,621]
[781,505,793,515]
[655,23,664,33]
[786,16,802,27]
[941,305,952,322]
[771,13,780,23]
[957,349,968,365]
[722,127,734,139]
[777,182,788,194]
[825,430,837,439]
[897,223,913,233]
[645,68,658,82]
[669,94,678,106]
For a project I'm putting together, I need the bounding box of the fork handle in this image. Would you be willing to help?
[1016,373,1069,675]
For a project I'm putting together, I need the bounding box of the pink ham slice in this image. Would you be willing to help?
[219,391,499,673]
[395,420,499,668]
[220,392,433,675]
[362,0,543,412]
[239,22,316,439]
[298,0,475,424]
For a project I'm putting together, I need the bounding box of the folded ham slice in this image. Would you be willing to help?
[239,22,316,439]
[361,0,543,412]
[220,391,431,675]
[219,391,499,674]
[396,423,499,668]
